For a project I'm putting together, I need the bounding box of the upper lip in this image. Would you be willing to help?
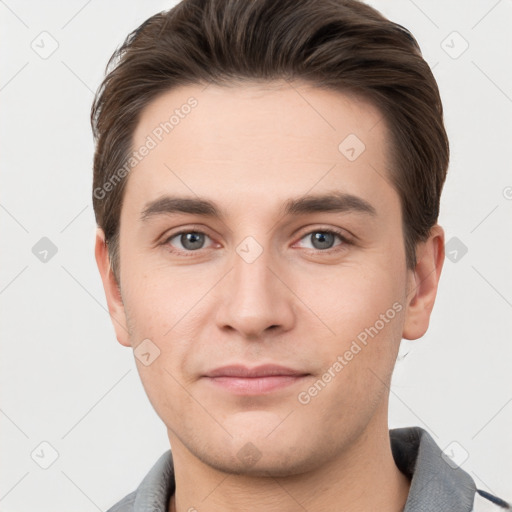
[204,364,308,378]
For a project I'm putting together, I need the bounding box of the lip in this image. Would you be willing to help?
[203,364,310,395]
[204,364,307,378]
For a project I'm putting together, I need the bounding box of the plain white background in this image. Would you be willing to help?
[1,0,511,510]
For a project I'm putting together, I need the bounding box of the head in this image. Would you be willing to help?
[93,0,447,476]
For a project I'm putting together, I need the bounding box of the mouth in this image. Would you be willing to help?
[202,364,310,395]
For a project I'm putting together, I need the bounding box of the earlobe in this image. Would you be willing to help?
[402,224,445,340]
[94,228,131,347]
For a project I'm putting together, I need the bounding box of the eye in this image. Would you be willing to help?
[161,227,351,255]
[164,230,214,252]
[295,229,350,252]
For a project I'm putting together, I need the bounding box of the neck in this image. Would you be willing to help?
[168,416,410,512]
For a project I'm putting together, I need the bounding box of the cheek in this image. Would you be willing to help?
[122,274,201,419]
[290,258,406,404]
[295,260,405,340]
[122,266,194,335]
[121,268,213,386]
[294,270,403,427]
[134,360,201,436]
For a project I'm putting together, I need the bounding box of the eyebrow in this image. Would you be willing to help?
[140,192,377,222]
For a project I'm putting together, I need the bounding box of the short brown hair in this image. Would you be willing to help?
[91,0,449,283]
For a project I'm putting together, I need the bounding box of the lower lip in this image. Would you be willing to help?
[204,375,308,395]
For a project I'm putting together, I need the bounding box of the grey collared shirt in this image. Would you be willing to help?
[106,426,510,511]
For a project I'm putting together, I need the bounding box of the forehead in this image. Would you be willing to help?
[125,81,396,219]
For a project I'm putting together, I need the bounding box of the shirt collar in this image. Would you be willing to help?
[131,426,477,512]
[391,426,476,512]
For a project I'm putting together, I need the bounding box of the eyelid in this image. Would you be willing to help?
[160,225,217,252]
[161,224,213,241]
[292,226,353,251]
[294,225,353,242]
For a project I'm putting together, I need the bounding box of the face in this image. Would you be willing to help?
[96,80,443,477]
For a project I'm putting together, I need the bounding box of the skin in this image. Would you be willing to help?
[95,80,445,512]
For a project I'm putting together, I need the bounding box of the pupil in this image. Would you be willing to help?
[182,232,204,250]
[312,232,334,250]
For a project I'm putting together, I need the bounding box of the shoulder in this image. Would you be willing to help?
[105,490,136,512]
[105,450,175,512]
[389,427,510,511]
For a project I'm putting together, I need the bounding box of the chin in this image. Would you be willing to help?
[190,424,327,478]
[200,445,322,478]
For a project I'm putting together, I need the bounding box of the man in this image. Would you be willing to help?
[91,0,510,510]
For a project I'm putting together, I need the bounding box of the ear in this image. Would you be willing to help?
[402,224,445,340]
[94,228,131,347]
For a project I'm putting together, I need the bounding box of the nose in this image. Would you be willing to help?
[214,242,295,339]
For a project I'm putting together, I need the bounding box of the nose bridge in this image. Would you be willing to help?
[232,237,279,310]
[215,235,294,337]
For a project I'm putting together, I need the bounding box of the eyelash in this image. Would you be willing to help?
[161,227,352,256]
